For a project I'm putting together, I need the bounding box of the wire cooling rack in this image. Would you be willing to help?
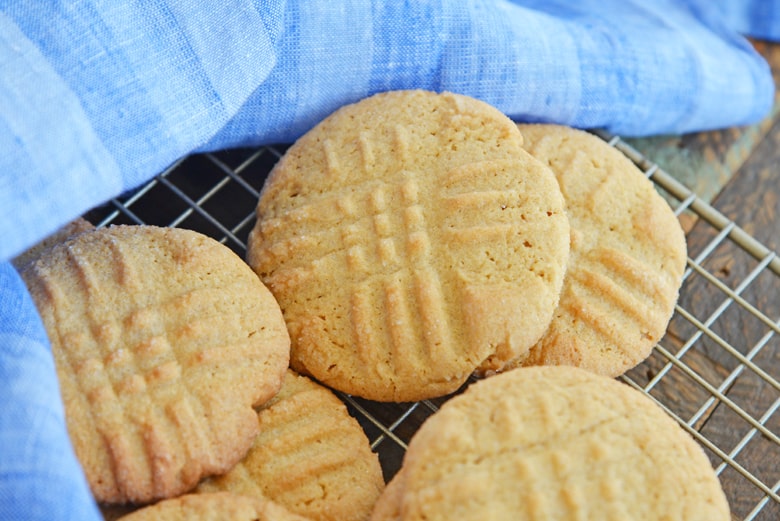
[84,132,779,521]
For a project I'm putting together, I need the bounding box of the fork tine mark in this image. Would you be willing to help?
[413,268,454,363]
[393,124,410,166]
[358,130,374,173]
[383,277,417,376]
[322,138,340,176]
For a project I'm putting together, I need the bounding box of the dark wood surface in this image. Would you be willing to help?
[624,41,780,520]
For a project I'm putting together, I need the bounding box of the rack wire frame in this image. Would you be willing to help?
[85,133,780,521]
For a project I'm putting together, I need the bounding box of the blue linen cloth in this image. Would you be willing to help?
[0,1,776,519]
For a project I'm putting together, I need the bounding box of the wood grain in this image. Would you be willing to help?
[647,112,780,521]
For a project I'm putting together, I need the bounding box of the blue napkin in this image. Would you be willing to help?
[0,2,776,519]
[0,264,101,520]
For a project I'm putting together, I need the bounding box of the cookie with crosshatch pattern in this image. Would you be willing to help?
[115,492,309,521]
[196,369,384,521]
[515,124,687,377]
[247,89,570,401]
[372,365,730,521]
[21,225,290,504]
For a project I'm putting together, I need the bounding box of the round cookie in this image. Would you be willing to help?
[115,492,309,521]
[197,369,385,521]
[22,225,290,504]
[383,366,730,521]
[516,124,687,376]
[248,90,570,401]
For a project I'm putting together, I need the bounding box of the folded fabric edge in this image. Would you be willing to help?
[0,1,283,263]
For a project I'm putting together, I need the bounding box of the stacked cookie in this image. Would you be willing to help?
[246,90,687,401]
[514,124,688,377]
[196,369,385,521]
[247,90,572,402]
[22,225,291,504]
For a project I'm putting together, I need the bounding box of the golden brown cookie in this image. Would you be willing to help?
[516,124,687,376]
[248,90,570,401]
[197,369,384,521]
[22,225,290,504]
[115,492,309,521]
[380,365,730,521]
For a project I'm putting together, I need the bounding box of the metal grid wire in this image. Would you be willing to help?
[84,133,780,521]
